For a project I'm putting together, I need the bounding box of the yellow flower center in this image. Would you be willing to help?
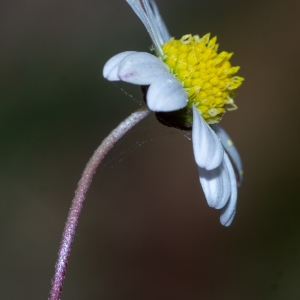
[162,34,244,124]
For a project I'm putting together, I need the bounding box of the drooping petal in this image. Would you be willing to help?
[148,0,171,43]
[198,160,231,209]
[118,52,169,85]
[126,0,165,56]
[103,51,137,81]
[211,124,243,185]
[220,153,238,226]
[192,105,224,170]
[146,74,187,112]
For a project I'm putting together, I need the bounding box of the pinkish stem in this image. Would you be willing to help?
[49,107,150,300]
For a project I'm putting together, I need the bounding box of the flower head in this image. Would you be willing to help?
[103,0,244,226]
[162,34,243,124]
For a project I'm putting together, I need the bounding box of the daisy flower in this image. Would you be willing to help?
[103,0,244,226]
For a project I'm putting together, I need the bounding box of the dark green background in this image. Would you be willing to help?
[1,0,300,299]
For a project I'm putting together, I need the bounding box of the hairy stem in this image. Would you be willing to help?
[49,107,150,300]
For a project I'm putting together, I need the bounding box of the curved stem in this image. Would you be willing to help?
[49,107,150,300]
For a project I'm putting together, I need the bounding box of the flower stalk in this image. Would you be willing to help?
[48,107,150,300]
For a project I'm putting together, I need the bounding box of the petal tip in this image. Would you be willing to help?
[220,210,236,227]
[103,51,137,81]
[147,74,188,112]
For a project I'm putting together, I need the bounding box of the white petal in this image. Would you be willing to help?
[148,0,171,43]
[126,0,165,56]
[211,124,243,185]
[198,159,231,209]
[220,153,238,226]
[103,51,137,81]
[192,105,224,170]
[118,52,169,85]
[146,74,187,112]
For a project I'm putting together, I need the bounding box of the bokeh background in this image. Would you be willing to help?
[1,0,300,299]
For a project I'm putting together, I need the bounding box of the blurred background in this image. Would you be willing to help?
[1,0,300,299]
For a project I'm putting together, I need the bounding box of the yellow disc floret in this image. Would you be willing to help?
[162,34,244,124]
